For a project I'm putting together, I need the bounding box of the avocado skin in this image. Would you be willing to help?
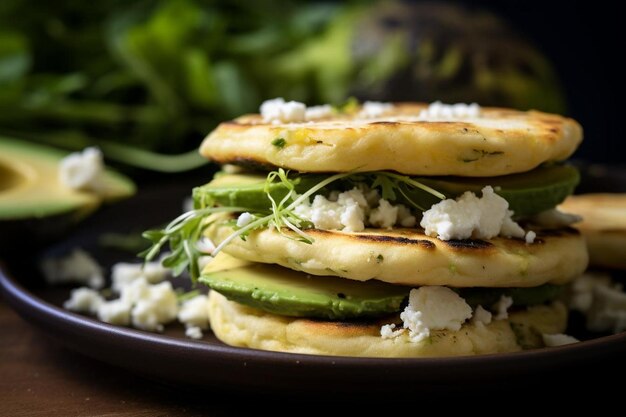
[200,257,564,319]
[193,165,579,217]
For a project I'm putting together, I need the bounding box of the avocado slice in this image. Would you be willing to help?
[193,172,325,210]
[193,164,578,217]
[0,137,135,248]
[413,164,580,217]
[199,254,563,320]
[199,253,410,320]
[455,284,563,308]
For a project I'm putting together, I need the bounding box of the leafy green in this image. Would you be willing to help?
[0,1,368,171]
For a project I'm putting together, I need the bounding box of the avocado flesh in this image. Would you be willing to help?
[413,164,580,217]
[193,164,578,217]
[200,259,410,320]
[0,137,136,220]
[455,284,562,308]
[200,254,562,320]
[0,138,136,251]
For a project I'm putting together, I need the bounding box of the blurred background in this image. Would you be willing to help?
[0,0,620,173]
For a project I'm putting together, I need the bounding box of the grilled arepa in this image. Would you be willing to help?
[201,103,582,177]
[559,193,626,270]
[141,99,586,357]
[208,291,567,357]
[207,222,587,287]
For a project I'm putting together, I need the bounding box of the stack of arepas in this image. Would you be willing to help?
[147,100,588,357]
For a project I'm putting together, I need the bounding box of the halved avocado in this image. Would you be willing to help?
[0,137,135,249]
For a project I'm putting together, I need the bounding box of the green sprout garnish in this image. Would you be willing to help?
[141,168,444,281]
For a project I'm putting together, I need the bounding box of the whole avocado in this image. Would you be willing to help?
[349,1,566,112]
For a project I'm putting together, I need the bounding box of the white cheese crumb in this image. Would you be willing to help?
[185,326,204,340]
[472,305,493,326]
[397,204,417,227]
[236,212,254,228]
[568,271,613,313]
[380,323,405,339]
[493,295,513,320]
[359,101,394,118]
[305,104,334,120]
[420,186,525,241]
[294,187,416,233]
[97,299,132,326]
[418,101,481,120]
[63,287,104,315]
[260,97,306,124]
[587,284,626,333]
[393,286,472,343]
[294,188,367,232]
[178,295,210,330]
[111,259,170,293]
[118,278,179,332]
[542,333,579,347]
[530,209,582,228]
[41,249,105,289]
[59,147,105,192]
[525,230,536,244]
[368,199,398,229]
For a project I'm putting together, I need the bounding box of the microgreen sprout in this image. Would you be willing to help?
[141,168,444,281]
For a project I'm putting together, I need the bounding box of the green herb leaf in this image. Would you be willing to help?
[271,137,286,148]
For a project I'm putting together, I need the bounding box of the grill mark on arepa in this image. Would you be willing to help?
[443,239,493,250]
[308,229,436,248]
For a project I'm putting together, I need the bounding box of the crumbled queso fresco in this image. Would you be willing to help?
[59,147,105,193]
[418,101,481,120]
[41,248,105,289]
[380,286,518,342]
[292,186,416,232]
[381,286,472,342]
[259,98,396,124]
[358,101,394,118]
[57,250,212,338]
[287,184,538,242]
[420,186,532,241]
[569,272,626,333]
[260,98,335,124]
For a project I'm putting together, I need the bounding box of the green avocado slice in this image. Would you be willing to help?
[200,255,410,320]
[455,284,563,308]
[0,137,135,249]
[412,164,579,217]
[200,255,563,320]
[0,137,135,219]
[193,164,578,217]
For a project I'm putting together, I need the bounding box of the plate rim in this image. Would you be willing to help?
[2,264,625,381]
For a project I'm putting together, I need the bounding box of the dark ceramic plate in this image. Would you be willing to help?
[1,165,626,394]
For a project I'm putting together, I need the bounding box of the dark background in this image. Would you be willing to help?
[473,0,622,164]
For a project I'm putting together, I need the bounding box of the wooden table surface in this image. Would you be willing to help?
[0,297,243,417]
